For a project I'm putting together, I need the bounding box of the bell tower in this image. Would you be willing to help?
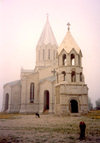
[55,23,88,115]
[35,15,58,70]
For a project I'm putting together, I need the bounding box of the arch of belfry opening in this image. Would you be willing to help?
[44,90,49,111]
[80,72,82,82]
[5,93,9,111]
[71,54,75,65]
[71,71,76,82]
[70,99,78,113]
[62,54,67,65]
[62,71,66,81]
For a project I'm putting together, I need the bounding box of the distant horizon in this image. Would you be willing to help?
[0,0,100,110]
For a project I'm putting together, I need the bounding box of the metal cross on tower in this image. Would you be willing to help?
[46,13,49,20]
[51,69,56,76]
[67,22,71,31]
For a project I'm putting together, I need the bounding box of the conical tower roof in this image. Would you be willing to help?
[37,16,57,46]
[58,25,81,55]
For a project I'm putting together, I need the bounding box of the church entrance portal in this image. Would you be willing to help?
[44,90,49,111]
[5,93,9,111]
[70,99,78,113]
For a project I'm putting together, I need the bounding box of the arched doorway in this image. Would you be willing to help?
[5,93,9,111]
[44,90,49,111]
[70,99,78,113]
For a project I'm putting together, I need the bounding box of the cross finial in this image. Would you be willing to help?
[46,13,49,20]
[67,22,71,31]
[51,68,56,76]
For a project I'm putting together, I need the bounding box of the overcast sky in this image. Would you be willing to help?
[0,0,100,110]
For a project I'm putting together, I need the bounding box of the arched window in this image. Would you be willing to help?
[71,54,75,65]
[30,83,34,103]
[48,49,50,59]
[78,55,81,66]
[39,50,40,61]
[53,50,55,60]
[62,71,66,81]
[62,54,67,65]
[43,49,45,60]
[71,71,76,82]
[80,72,82,82]
[5,93,9,111]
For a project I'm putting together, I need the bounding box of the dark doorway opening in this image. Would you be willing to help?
[5,93,9,111]
[44,90,49,111]
[70,99,78,113]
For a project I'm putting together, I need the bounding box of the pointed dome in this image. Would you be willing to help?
[37,16,57,46]
[58,29,81,55]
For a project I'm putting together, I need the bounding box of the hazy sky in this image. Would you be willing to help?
[0,0,100,110]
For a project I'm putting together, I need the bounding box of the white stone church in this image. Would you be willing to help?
[2,17,88,115]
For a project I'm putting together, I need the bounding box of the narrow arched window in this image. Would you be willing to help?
[30,83,34,103]
[80,72,82,82]
[78,55,80,66]
[62,71,66,81]
[53,50,55,60]
[62,54,67,65]
[71,71,76,82]
[48,49,50,59]
[39,50,40,61]
[43,49,45,60]
[5,93,9,111]
[71,54,75,65]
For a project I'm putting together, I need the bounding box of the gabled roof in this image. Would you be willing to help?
[58,30,81,55]
[37,16,58,46]
[39,76,56,83]
[4,80,21,88]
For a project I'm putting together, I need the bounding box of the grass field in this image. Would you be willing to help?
[0,111,100,143]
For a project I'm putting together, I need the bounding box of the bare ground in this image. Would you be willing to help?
[0,112,100,143]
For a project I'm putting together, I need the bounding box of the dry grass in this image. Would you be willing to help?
[0,113,19,119]
[0,111,100,143]
[86,110,100,119]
